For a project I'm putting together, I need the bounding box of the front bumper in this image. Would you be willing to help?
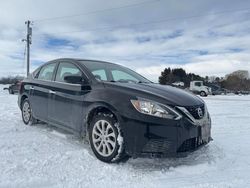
[121,115,212,158]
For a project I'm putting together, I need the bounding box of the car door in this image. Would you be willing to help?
[30,62,57,121]
[48,61,91,132]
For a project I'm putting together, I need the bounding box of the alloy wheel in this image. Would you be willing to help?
[92,120,116,157]
[22,101,31,123]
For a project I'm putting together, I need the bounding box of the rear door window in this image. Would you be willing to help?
[92,69,107,81]
[37,63,56,81]
[55,62,82,83]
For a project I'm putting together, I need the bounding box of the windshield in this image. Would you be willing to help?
[79,61,151,84]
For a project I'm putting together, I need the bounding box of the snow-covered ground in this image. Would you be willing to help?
[0,85,250,188]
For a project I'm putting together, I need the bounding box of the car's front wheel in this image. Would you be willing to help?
[200,91,207,97]
[89,113,127,163]
[21,98,37,125]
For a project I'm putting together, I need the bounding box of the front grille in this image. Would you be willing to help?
[177,137,205,153]
[142,139,172,153]
[185,104,205,119]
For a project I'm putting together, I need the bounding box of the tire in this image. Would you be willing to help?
[89,113,128,163]
[21,98,37,125]
[200,91,207,97]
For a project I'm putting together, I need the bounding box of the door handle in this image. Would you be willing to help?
[49,90,56,94]
[30,86,34,90]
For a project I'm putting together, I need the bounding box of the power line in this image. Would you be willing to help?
[33,0,159,22]
[33,6,250,36]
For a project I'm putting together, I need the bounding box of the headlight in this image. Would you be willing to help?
[131,99,182,120]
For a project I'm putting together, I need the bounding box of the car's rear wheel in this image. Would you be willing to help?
[89,113,127,163]
[21,98,37,125]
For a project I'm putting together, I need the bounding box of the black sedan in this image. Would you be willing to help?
[18,58,212,163]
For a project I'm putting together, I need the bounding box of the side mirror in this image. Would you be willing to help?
[64,75,84,85]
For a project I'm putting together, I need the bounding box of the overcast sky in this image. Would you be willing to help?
[0,0,250,81]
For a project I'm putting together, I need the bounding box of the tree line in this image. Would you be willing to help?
[0,70,249,92]
[159,67,250,91]
[0,76,24,85]
[159,68,204,87]
[221,75,250,91]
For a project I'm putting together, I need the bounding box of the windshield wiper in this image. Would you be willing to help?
[137,81,150,84]
[109,80,150,84]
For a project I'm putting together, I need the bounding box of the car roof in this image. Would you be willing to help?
[50,58,118,66]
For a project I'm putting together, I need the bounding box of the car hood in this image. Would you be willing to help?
[104,82,204,107]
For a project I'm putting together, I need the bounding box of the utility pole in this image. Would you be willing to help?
[23,20,32,77]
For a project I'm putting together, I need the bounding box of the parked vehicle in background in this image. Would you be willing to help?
[235,90,250,95]
[3,81,21,94]
[189,81,212,97]
[18,58,212,163]
[213,88,229,95]
[172,81,185,87]
[204,83,228,95]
